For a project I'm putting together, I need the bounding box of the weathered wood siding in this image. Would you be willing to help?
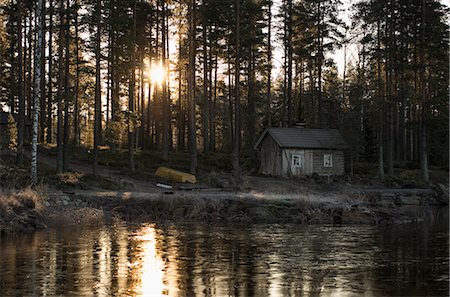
[311,150,345,175]
[281,149,344,176]
[281,149,314,176]
[259,135,282,176]
[259,135,345,176]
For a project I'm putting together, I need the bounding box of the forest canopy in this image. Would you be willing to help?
[0,0,448,182]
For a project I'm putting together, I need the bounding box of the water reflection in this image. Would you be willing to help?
[134,226,166,296]
[0,207,448,297]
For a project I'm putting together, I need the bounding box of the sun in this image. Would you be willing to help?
[149,63,165,85]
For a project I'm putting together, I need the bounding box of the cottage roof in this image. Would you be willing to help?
[254,128,348,150]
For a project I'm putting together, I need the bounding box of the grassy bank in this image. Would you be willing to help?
[79,191,439,225]
[0,187,445,234]
[0,188,46,234]
[0,147,447,234]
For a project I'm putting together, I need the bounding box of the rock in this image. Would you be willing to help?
[378,193,396,206]
[60,195,70,201]
[398,195,421,205]
[435,184,449,205]
[248,207,274,222]
[43,201,50,207]
[62,200,69,206]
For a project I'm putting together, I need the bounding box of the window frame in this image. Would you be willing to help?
[291,154,304,168]
[323,154,333,168]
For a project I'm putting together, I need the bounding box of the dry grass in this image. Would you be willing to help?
[45,207,115,227]
[0,187,44,212]
[76,191,367,224]
[0,188,46,234]
[42,171,134,191]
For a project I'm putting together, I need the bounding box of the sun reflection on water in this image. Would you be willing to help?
[134,225,167,297]
[1,216,447,297]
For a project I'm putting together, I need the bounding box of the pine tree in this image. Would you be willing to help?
[93,0,102,175]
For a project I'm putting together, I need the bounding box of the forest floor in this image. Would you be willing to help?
[0,146,448,234]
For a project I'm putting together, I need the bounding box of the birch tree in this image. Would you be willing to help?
[31,0,44,183]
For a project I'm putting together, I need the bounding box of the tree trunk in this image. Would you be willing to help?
[298,60,304,122]
[31,0,44,183]
[63,0,70,171]
[127,0,136,173]
[386,14,394,176]
[165,12,173,151]
[26,9,32,125]
[46,0,53,144]
[247,44,256,149]
[188,0,197,174]
[161,0,169,161]
[227,46,233,145]
[74,0,80,146]
[106,32,111,130]
[93,0,102,175]
[56,0,64,173]
[9,0,16,114]
[210,53,217,152]
[138,50,144,148]
[39,0,46,144]
[316,1,323,128]
[16,2,25,166]
[266,0,272,127]
[377,20,384,179]
[111,29,118,121]
[146,22,153,150]
[286,0,293,127]
[419,0,429,182]
[177,23,183,152]
[154,2,160,149]
[233,0,241,185]
[202,21,209,155]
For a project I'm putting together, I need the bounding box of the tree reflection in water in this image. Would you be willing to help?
[0,208,448,296]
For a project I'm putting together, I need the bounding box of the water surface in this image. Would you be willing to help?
[1,207,448,296]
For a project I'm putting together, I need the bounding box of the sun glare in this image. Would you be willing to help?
[150,64,165,85]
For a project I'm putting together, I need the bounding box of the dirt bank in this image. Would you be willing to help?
[0,189,47,234]
[44,189,446,226]
[1,185,446,234]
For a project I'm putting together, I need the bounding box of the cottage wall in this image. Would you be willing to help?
[259,135,282,176]
[281,149,344,176]
[281,149,313,176]
[258,133,345,176]
[311,150,345,175]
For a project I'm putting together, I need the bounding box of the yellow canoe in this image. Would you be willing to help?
[155,167,197,184]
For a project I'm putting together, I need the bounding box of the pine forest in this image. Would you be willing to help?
[0,0,448,183]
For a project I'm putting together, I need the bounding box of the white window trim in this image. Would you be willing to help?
[291,154,304,168]
[323,154,333,168]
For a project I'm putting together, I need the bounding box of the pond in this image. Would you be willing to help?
[0,207,448,296]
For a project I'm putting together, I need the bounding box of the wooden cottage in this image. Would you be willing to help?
[254,127,347,177]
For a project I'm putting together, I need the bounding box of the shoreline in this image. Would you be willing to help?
[1,187,446,234]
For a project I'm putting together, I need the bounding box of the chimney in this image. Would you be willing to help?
[294,122,306,129]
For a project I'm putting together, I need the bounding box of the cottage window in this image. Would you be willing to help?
[323,154,333,167]
[292,154,304,168]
